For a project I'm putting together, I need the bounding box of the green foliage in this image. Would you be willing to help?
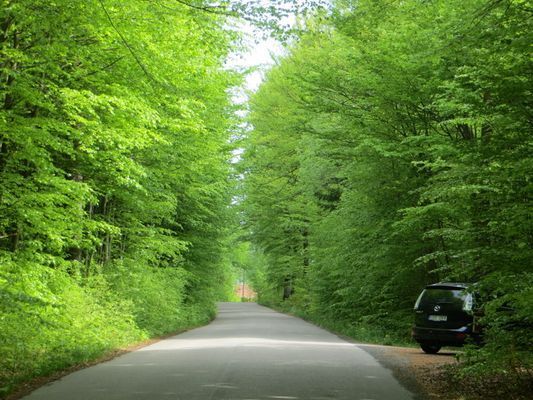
[0,0,237,395]
[240,0,532,383]
[172,0,330,38]
[0,253,146,395]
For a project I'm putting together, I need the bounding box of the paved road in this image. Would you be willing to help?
[23,303,416,400]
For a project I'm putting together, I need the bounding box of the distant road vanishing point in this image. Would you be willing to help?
[22,303,416,400]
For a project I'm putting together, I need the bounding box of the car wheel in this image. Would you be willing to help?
[420,343,441,354]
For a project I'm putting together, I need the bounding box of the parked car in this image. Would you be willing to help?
[412,282,482,354]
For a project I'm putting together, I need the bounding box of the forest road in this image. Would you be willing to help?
[22,303,418,400]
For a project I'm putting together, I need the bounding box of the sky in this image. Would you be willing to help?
[225,23,287,161]
[225,25,286,107]
[223,2,327,163]
[224,0,328,104]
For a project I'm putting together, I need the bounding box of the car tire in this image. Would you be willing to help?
[420,343,441,354]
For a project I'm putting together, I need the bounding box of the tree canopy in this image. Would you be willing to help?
[1,0,238,394]
[241,0,532,379]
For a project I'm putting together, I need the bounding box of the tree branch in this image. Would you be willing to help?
[97,0,155,82]
[82,56,126,78]
[173,0,234,16]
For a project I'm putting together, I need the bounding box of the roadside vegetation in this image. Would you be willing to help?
[239,0,532,396]
[0,1,240,396]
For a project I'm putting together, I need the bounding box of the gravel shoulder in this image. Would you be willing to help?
[357,344,459,400]
[358,343,532,400]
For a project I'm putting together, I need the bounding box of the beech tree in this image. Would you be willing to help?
[0,0,237,393]
[241,0,532,376]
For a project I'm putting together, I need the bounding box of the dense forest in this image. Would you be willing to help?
[0,0,531,397]
[240,0,531,386]
[0,0,243,394]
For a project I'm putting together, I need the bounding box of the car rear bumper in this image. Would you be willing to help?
[412,325,472,346]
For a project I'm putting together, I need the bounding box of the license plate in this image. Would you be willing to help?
[429,315,447,321]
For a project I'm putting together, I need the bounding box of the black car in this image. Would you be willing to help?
[412,282,481,354]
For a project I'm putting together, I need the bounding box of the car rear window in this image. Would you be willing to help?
[417,288,467,308]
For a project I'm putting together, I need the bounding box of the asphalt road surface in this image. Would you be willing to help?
[22,303,417,400]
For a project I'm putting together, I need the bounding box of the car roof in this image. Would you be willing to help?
[425,282,470,290]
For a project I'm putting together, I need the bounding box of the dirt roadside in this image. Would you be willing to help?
[359,344,532,400]
[359,344,459,400]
